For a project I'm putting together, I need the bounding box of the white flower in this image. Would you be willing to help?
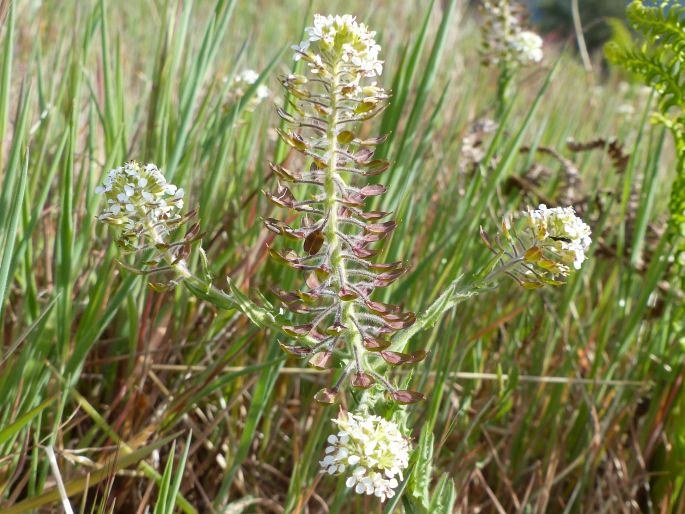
[617,103,636,116]
[510,30,543,64]
[228,69,271,110]
[95,162,184,250]
[319,412,410,502]
[237,69,259,84]
[526,204,592,271]
[481,0,543,67]
[293,14,384,98]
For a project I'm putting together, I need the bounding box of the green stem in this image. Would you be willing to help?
[145,222,302,343]
[386,277,476,353]
[324,62,365,377]
[386,255,523,355]
[495,63,513,122]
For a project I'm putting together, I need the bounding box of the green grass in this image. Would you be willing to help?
[0,0,683,512]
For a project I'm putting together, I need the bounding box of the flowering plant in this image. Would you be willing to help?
[480,0,543,67]
[268,13,423,403]
[94,11,593,505]
[479,0,544,118]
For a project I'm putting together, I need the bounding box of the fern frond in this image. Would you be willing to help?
[609,1,685,320]
[627,0,685,56]
[605,42,685,111]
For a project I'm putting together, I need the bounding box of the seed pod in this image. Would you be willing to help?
[265,14,419,401]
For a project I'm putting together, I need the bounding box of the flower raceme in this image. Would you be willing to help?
[268,14,424,403]
[95,162,185,252]
[482,204,592,288]
[319,412,410,502]
[293,14,383,78]
[95,161,205,293]
[526,204,592,271]
[480,0,543,67]
[509,30,543,64]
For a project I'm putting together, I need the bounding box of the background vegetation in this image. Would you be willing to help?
[0,0,683,512]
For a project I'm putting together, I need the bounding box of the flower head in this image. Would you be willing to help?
[510,30,543,65]
[293,14,384,100]
[480,0,543,67]
[525,204,592,271]
[319,412,410,502]
[95,162,184,250]
[483,204,592,288]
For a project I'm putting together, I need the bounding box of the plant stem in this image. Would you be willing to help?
[145,222,300,342]
[495,64,513,121]
[324,63,365,376]
[387,255,524,354]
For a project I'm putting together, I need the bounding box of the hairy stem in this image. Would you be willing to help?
[387,255,525,355]
[144,222,295,341]
[324,63,365,376]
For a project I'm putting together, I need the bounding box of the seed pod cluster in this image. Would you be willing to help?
[265,14,424,403]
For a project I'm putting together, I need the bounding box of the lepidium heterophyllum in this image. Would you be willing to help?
[95,12,592,408]
[94,11,592,504]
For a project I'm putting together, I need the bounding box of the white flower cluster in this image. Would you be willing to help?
[526,204,592,272]
[509,30,543,65]
[95,162,184,248]
[319,412,410,502]
[293,14,383,83]
[481,0,543,67]
[229,69,271,109]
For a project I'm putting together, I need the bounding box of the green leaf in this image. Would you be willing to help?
[0,399,54,446]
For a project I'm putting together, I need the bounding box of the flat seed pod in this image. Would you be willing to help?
[304,230,324,255]
[390,390,425,404]
[360,184,387,196]
[379,350,426,365]
[279,342,312,356]
[309,351,334,369]
[352,372,375,389]
[337,130,355,144]
[314,388,338,404]
[282,324,314,336]
[362,335,391,351]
